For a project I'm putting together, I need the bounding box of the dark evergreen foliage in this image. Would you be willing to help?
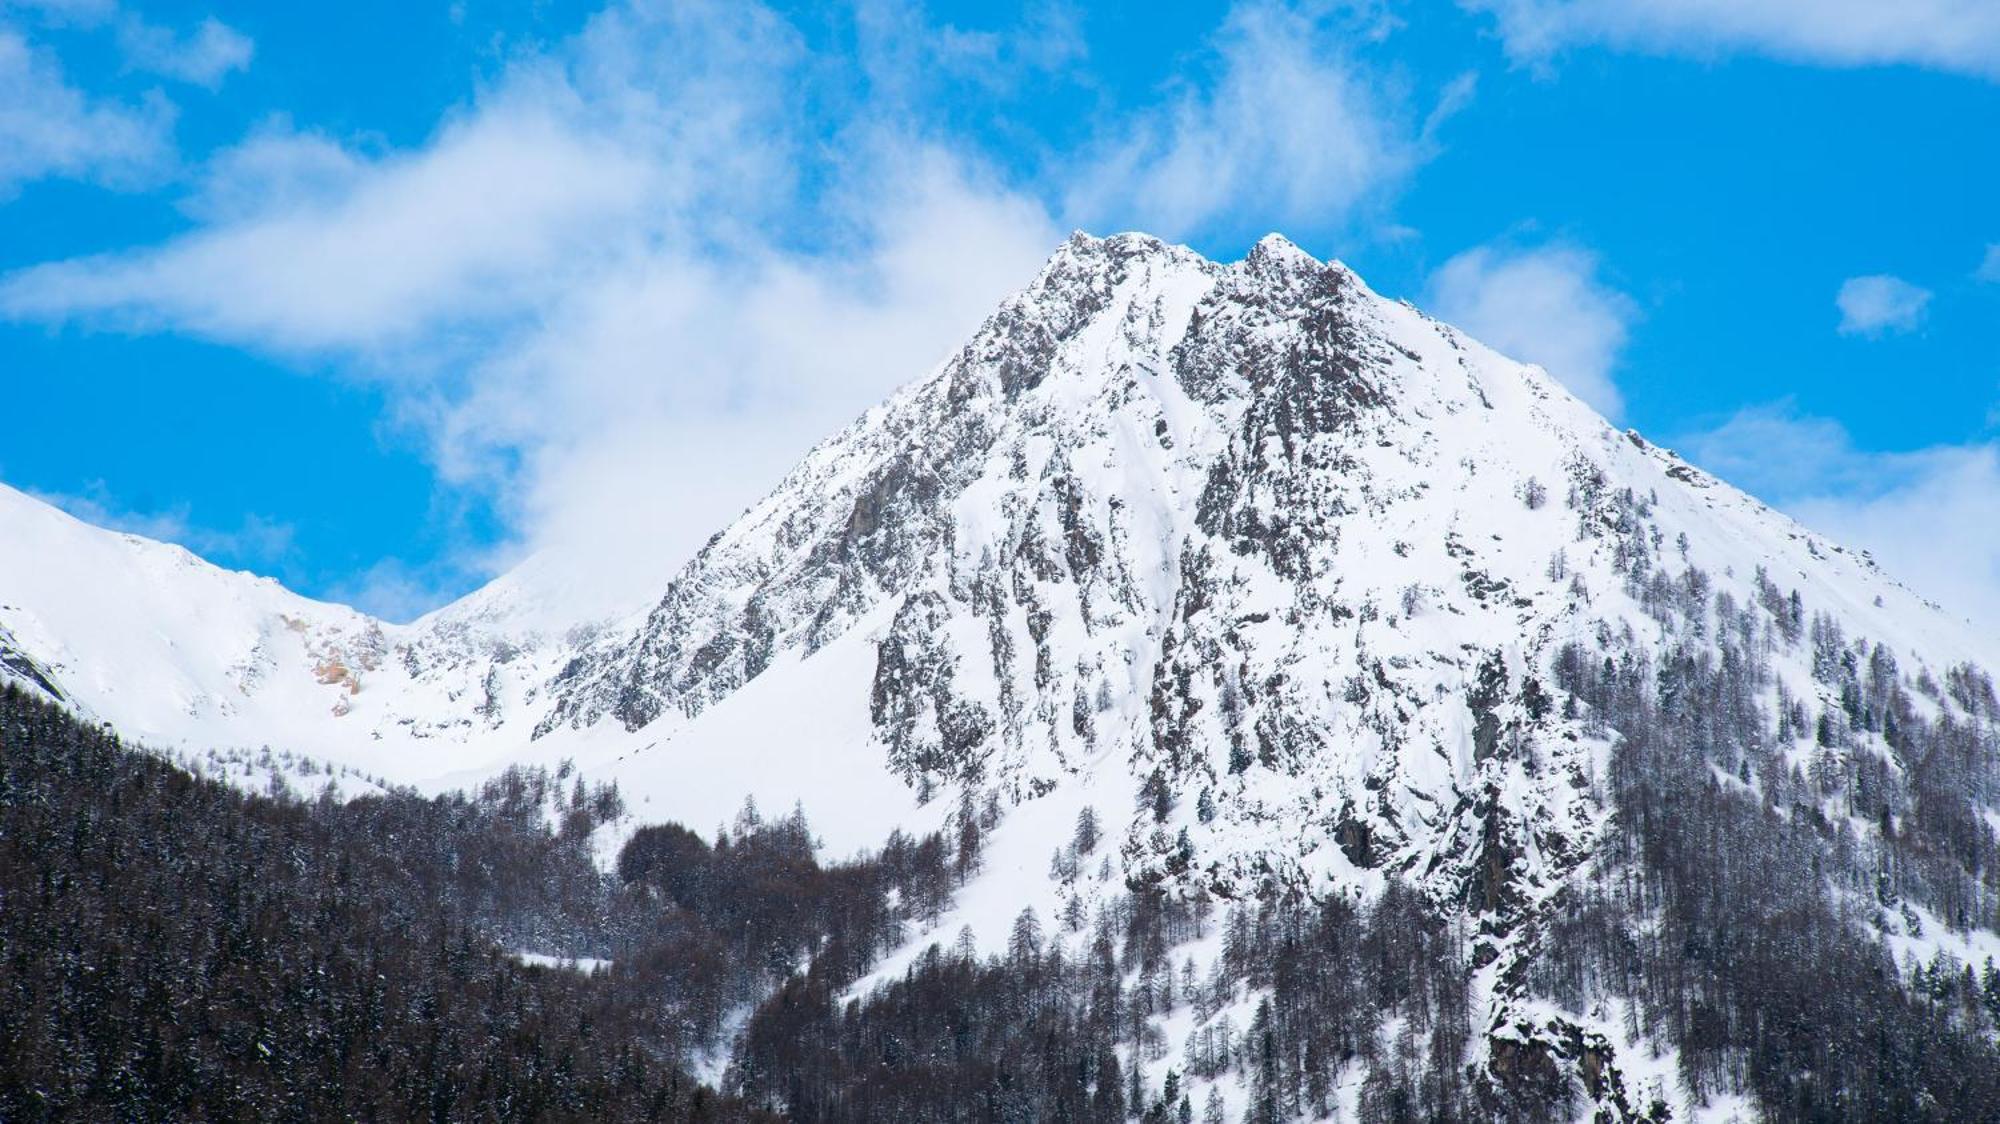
[0,685,764,1121]
[733,883,1479,1123]
[1530,485,2000,1121]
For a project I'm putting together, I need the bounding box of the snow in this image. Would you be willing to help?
[5,230,1999,1115]
[510,951,613,974]
[581,603,935,858]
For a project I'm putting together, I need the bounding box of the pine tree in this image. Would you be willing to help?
[1075,805,1102,854]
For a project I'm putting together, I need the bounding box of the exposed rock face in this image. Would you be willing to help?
[0,621,65,702]
[525,233,1621,900]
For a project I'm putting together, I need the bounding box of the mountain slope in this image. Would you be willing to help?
[529,233,2000,1114]
[0,483,380,737]
[5,232,1999,1117]
[536,230,1989,890]
[0,481,603,783]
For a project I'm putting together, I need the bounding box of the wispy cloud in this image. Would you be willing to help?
[0,26,173,194]
[5,0,253,85]
[1678,401,2000,634]
[1836,274,1930,336]
[0,109,664,350]
[113,14,252,88]
[0,1,255,195]
[1426,241,1637,419]
[1464,0,2000,81]
[323,557,463,624]
[1065,1,1450,241]
[1977,244,2000,283]
[30,480,295,566]
[854,0,1085,101]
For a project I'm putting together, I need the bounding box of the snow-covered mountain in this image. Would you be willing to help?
[0,480,552,781]
[6,231,1998,1118]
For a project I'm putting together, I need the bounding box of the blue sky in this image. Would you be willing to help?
[2,0,1996,625]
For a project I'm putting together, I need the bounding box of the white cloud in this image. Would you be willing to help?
[324,558,462,624]
[0,2,255,194]
[1836,274,1931,336]
[1065,0,1440,240]
[0,109,664,350]
[0,0,115,23]
[178,123,366,223]
[1790,450,2000,636]
[1,0,1063,618]
[854,0,1085,100]
[1675,404,1860,497]
[1465,0,2000,81]
[115,14,252,87]
[0,1,825,355]
[1679,403,2000,635]
[0,26,172,194]
[1426,242,1636,419]
[31,481,295,564]
[446,148,1061,618]
[1977,244,2000,283]
[6,1,254,85]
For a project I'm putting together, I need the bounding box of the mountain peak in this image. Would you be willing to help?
[1043,229,1329,283]
[1031,230,1212,293]
[1246,230,1316,266]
